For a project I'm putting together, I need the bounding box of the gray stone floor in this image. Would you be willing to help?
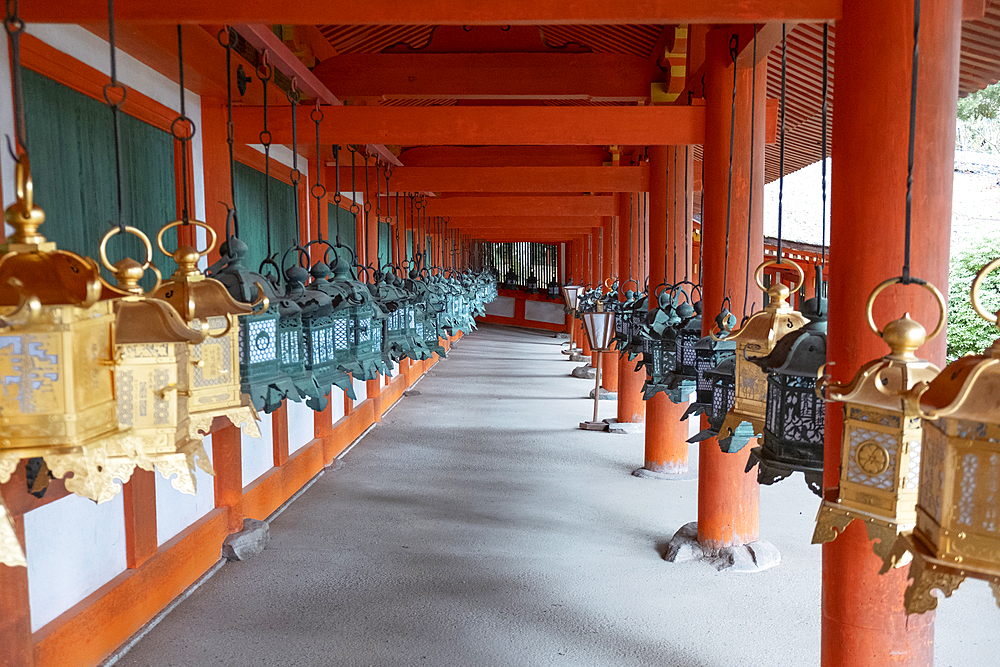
[115,324,998,667]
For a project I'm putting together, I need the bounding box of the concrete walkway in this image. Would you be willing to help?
[116,324,997,667]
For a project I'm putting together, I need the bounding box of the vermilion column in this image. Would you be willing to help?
[823,0,959,664]
[579,233,593,358]
[617,182,646,423]
[601,214,619,392]
[638,145,691,476]
[698,26,765,546]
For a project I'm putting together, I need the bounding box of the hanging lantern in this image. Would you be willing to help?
[745,296,828,496]
[152,218,265,438]
[503,269,518,290]
[561,284,583,312]
[208,234,299,413]
[100,226,215,495]
[0,158,136,519]
[526,273,538,293]
[813,278,945,569]
[547,278,561,299]
[688,357,757,449]
[718,260,808,453]
[682,334,737,423]
[639,285,690,402]
[886,259,1000,613]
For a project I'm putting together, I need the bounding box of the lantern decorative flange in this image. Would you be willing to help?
[812,277,946,569]
[718,260,809,453]
[884,257,1000,613]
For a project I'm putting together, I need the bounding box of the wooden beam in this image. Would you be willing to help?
[424,196,612,217]
[26,1,844,24]
[398,146,611,167]
[313,53,661,102]
[233,105,706,146]
[348,166,649,193]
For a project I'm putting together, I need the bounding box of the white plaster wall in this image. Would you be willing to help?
[242,410,275,488]
[286,399,315,454]
[155,436,216,546]
[485,296,515,318]
[353,376,368,405]
[525,300,565,324]
[329,386,345,422]
[24,493,128,632]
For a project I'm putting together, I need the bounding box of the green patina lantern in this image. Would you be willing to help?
[208,234,298,413]
[282,248,356,411]
[688,356,756,452]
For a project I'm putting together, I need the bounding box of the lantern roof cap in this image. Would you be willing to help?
[706,357,736,381]
[752,323,827,377]
[916,339,1000,422]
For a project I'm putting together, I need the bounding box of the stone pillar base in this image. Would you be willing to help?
[662,521,780,572]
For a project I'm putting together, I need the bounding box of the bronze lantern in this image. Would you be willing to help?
[718,260,809,453]
[888,258,1000,613]
[813,278,945,569]
[746,297,828,496]
[152,219,265,438]
[0,159,136,568]
[100,226,214,495]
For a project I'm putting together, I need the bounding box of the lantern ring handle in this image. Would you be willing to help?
[156,219,218,260]
[99,225,155,272]
[754,258,805,293]
[970,257,1000,324]
[865,276,946,342]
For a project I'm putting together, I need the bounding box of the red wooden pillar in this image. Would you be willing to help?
[272,402,289,467]
[822,0,959,663]
[640,146,691,476]
[213,424,244,533]
[698,26,766,546]
[123,470,158,569]
[601,214,619,392]
[0,506,32,667]
[618,176,646,423]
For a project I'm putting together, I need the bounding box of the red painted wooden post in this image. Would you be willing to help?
[123,469,158,569]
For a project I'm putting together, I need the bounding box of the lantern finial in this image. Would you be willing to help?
[882,313,927,362]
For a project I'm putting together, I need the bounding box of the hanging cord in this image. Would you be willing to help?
[719,33,740,319]
[902,0,922,285]
[219,26,239,236]
[332,145,342,244]
[104,0,127,232]
[742,27,759,320]
[257,52,273,257]
[671,148,677,283]
[311,101,326,243]
[374,155,382,269]
[698,164,705,288]
[684,145,689,282]
[173,25,196,225]
[819,23,829,314]
[386,165,395,269]
[5,0,26,157]
[627,181,634,282]
[287,78,302,247]
[776,24,788,267]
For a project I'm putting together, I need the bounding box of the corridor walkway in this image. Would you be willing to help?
[116,325,996,667]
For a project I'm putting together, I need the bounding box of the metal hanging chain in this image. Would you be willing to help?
[671,148,677,283]
[332,145,342,244]
[104,0,127,232]
[374,154,382,268]
[776,24,788,266]
[720,33,740,312]
[287,79,302,247]
[218,26,240,237]
[742,27,759,320]
[5,0,27,157]
[627,182,634,282]
[311,102,326,243]
[903,0,922,285]
[174,25,197,225]
[821,24,829,275]
[363,151,372,268]
[684,145,689,282]
[348,145,361,253]
[257,52,273,257]
[698,166,705,288]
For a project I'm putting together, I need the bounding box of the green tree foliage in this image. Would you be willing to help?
[947,231,1000,360]
[958,82,1000,121]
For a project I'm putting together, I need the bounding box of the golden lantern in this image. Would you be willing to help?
[99,225,216,495]
[886,259,1000,613]
[152,219,265,439]
[717,260,808,453]
[0,158,136,566]
[813,277,945,569]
